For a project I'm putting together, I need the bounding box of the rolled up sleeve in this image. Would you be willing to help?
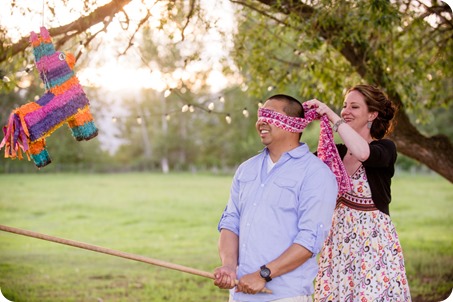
[293,165,338,256]
[218,172,241,235]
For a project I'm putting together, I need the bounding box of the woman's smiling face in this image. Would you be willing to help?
[341,90,373,133]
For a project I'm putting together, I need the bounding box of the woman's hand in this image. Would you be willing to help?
[304,99,340,123]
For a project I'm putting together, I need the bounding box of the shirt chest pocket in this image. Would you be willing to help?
[237,173,258,207]
[270,177,298,209]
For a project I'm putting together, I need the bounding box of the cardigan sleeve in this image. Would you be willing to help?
[363,139,397,215]
[362,139,397,168]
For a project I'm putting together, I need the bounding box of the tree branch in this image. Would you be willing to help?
[121,9,152,56]
[0,0,132,64]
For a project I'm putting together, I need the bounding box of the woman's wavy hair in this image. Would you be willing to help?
[346,85,397,139]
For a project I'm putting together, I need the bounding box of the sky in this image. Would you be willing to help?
[75,0,237,93]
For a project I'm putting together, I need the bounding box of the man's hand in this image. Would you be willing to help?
[213,265,237,289]
[236,271,266,295]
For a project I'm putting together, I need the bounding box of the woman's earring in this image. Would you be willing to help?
[367,121,373,129]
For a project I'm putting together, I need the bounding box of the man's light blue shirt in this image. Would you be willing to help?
[218,143,338,301]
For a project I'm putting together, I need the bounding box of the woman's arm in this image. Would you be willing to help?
[304,99,370,161]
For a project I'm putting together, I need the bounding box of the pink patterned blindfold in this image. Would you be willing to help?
[257,108,309,133]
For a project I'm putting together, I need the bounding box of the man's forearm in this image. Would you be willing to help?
[218,229,239,268]
[265,243,312,279]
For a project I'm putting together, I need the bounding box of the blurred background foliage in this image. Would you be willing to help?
[0,0,451,176]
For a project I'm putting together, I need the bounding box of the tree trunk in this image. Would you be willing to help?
[161,94,169,174]
[390,104,453,183]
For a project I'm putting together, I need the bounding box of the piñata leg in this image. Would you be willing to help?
[66,107,98,141]
[29,139,51,167]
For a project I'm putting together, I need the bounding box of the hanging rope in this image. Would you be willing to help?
[42,0,45,27]
[0,224,271,294]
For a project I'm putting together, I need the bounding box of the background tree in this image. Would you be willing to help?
[228,0,453,181]
[0,0,452,182]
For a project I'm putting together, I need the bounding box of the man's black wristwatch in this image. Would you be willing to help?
[259,265,272,282]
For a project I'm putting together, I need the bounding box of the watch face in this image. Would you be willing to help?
[260,267,270,278]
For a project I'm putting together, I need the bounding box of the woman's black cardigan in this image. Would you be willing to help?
[336,139,397,215]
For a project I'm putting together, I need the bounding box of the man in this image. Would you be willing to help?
[214,94,338,302]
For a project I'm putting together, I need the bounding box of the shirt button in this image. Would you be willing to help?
[253,203,257,206]
[261,184,264,187]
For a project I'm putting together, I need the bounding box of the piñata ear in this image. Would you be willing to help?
[30,31,38,43]
[40,27,50,39]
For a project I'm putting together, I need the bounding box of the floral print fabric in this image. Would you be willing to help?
[314,165,411,302]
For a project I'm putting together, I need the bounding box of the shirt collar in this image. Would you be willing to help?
[262,143,309,160]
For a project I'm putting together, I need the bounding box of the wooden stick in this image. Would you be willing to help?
[0,224,272,294]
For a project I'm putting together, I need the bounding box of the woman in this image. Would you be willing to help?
[304,85,411,301]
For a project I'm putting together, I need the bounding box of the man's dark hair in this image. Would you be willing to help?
[267,94,304,118]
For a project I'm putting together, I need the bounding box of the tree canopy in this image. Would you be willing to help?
[0,0,452,182]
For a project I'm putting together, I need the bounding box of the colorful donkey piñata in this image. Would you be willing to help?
[0,27,98,168]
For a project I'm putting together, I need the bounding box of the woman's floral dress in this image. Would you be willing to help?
[314,165,411,302]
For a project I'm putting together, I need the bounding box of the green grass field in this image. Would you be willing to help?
[0,172,451,302]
